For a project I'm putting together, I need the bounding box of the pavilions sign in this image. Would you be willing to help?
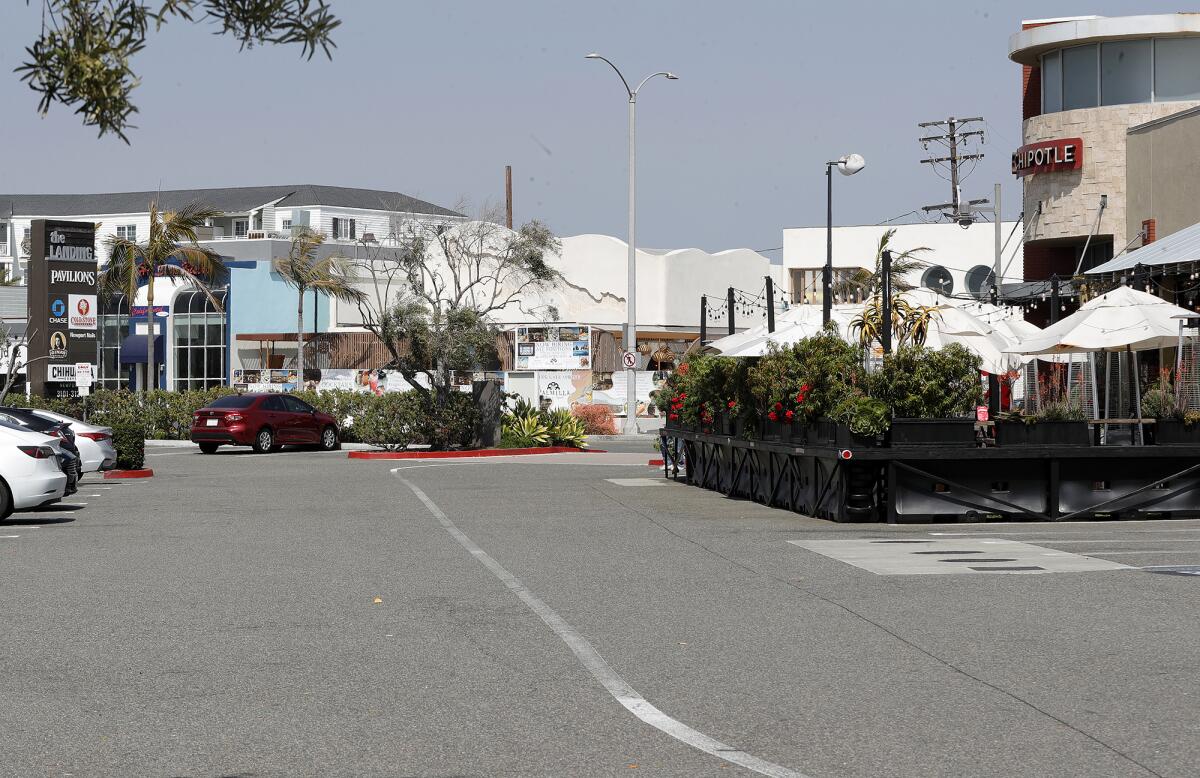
[1011,138,1083,177]
[27,219,98,397]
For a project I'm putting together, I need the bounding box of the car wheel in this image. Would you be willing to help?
[320,425,340,451]
[199,443,219,455]
[252,427,274,454]
[0,479,11,521]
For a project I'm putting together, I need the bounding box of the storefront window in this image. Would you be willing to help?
[172,289,227,390]
[1101,40,1152,106]
[98,295,128,391]
[1041,50,1062,113]
[1155,38,1200,100]
[1062,44,1098,110]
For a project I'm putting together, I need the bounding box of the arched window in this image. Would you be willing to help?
[172,288,227,390]
[98,294,129,390]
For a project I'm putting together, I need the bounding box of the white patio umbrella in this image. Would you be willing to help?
[706,303,858,356]
[1003,286,1196,442]
[1007,286,1193,355]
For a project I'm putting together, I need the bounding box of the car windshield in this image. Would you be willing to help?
[0,409,59,433]
[207,396,257,409]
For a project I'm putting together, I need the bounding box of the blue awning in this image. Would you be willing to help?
[120,333,165,365]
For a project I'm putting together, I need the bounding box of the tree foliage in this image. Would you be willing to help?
[349,208,563,406]
[17,0,339,141]
[272,226,364,386]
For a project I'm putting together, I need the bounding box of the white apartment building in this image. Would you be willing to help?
[0,184,464,281]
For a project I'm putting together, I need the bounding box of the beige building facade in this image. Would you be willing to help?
[1010,14,1200,307]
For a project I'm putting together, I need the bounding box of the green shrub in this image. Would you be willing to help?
[868,344,982,419]
[831,394,890,437]
[111,421,146,470]
[543,409,587,448]
[748,333,866,423]
[503,413,550,447]
[355,392,424,451]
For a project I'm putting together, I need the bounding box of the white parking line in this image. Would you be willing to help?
[1085,550,1200,555]
[0,534,19,538]
[1042,538,1200,544]
[394,472,807,778]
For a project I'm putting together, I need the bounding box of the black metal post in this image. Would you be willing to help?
[699,295,707,345]
[727,287,735,336]
[881,249,892,354]
[1050,275,1061,325]
[823,163,833,325]
[765,276,775,333]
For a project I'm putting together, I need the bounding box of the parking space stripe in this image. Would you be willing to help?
[395,471,808,778]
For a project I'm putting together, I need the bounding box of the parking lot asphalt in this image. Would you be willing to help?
[2,446,1199,777]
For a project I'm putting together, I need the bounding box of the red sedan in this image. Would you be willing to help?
[190,394,341,454]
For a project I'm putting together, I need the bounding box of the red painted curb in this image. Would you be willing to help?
[104,468,155,479]
[648,459,665,466]
[348,446,603,460]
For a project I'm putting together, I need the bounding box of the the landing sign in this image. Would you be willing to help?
[27,220,98,397]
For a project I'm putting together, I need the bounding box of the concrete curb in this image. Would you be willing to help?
[105,469,154,479]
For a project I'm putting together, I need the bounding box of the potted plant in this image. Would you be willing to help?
[1159,409,1200,445]
[1141,370,1186,444]
[1026,399,1091,444]
[830,394,888,448]
[869,344,982,447]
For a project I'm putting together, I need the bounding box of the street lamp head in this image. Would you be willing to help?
[665,72,680,80]
[585,52,601,59]
[837,153,866,176]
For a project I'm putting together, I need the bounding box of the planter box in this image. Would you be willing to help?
[890,418,977,448]
[804,419,881,448]
[1154,419,1200,445]
[996,420,1090,446]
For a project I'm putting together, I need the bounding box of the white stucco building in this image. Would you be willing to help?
[781,221,1023,305]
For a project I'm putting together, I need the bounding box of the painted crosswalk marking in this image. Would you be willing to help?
[788,538,1132,575]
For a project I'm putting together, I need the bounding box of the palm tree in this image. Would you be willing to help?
[101,201,225,391]
[849,295,939,348]
[272,227,365,388]
[833,228,932,301]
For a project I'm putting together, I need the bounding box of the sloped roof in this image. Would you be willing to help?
[0,184,462,218]
[1087,220,1200,274]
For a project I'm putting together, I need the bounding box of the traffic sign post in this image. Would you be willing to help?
[621,350,638,369]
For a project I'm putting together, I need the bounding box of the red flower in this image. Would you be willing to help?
[727,400,736,409]
[795,393,804,403]
[801,384,810,392]
[774,402,783,411]
[668,413,679,420]
[785,409,795,420]
[768,411,778,421]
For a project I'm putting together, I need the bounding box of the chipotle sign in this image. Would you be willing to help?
[1012,138,1083,177]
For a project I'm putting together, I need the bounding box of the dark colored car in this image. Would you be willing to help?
[190,394,341,454]
[0,409,80,494]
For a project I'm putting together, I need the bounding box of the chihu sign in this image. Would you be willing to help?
[1011,138,1083,177]
[27,220,99,397]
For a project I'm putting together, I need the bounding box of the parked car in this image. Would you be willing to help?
[190,394,341,454]
[0,410,82,491]
[0,425,70,519]
[19,407,117,472]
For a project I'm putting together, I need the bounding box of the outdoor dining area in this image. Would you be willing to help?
[663,281,1200,523]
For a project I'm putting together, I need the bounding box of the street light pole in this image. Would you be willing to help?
[587,54,678,434]
[822,154,865,326]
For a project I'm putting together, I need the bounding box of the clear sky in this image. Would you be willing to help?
[0,1,1171,253]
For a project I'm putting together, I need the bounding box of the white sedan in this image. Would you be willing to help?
[24,408,117,473]
[0,425,69,519]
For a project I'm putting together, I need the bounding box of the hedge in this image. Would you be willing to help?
[111,421,145,470]
[14,387,480,450]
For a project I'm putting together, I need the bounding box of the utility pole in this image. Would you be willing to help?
[699,295,707,345]
[504,165,513,229]
[765,276,775,333]
[727,287,735,336]
[919,116,987,226]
